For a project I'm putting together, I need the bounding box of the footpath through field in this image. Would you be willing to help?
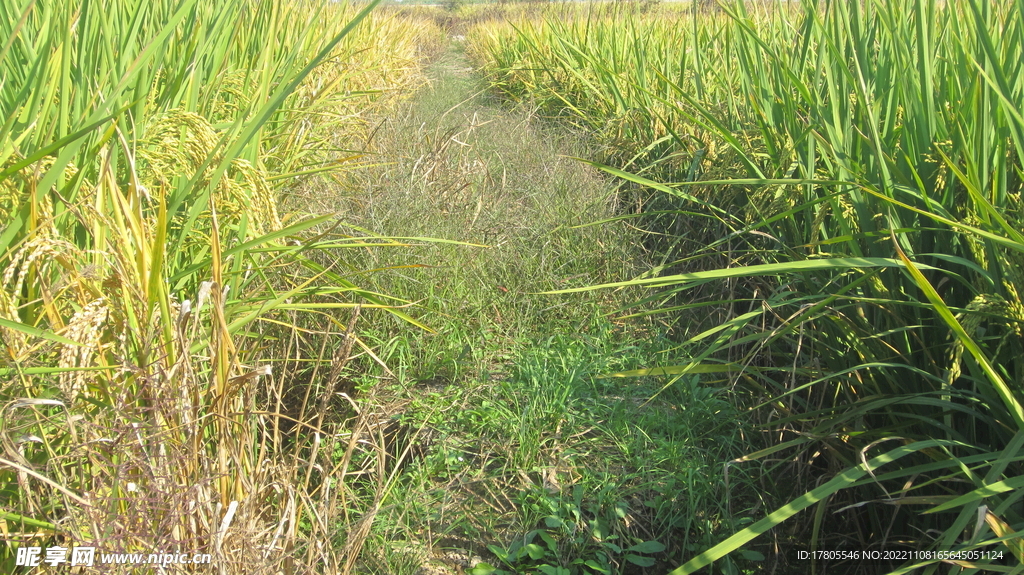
[340,38,745,575]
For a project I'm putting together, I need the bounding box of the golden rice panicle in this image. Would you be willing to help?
[0,169,19,223]
[0,156,84,235]
[227,158,281,234]
[205,70,256,124]
[945,294,1016,387]
[58,297,109,398]
[2,236,77,306]
[1,235,83,360]
[1002,251,1023,310]
[0,286,26,358]
[808,202,831,254]
[138,110,221,186]
[139,109,282,235]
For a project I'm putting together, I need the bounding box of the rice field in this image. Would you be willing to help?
[3,0,1023,573]
[468,0,1024,572]
[1,0,442,571]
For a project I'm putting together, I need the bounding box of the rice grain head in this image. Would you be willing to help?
[58,297,110,398]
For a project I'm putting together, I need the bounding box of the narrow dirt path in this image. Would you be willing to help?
[343,39,638,349]
[337,38,640,573]
[335,40,714,575]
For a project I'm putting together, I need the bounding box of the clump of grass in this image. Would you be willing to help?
[365,326,756,575]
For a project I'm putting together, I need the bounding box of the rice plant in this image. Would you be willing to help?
[472,0,1024,572]
[0,0,441,571]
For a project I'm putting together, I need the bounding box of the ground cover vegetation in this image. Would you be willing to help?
[330,37,758,575]
[0,0,445,571]
[467,0,1024,573]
